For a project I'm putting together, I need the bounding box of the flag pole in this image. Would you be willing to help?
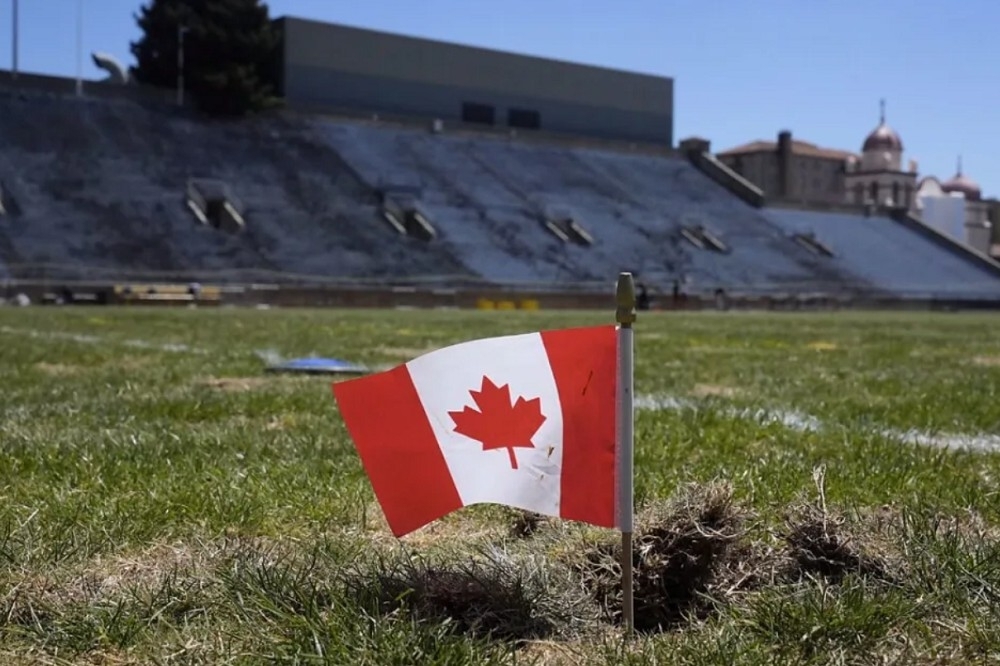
[615,272,636,635]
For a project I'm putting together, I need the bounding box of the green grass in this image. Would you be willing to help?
[1,307,999,664]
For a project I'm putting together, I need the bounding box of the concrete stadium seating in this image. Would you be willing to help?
[0,90,466,283]
[0,86,998,301]
[317,122,873,292]
[763,209,1000,299]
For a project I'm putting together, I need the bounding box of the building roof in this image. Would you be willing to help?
[861,100,903,153]
[941,157,981,201]
[942,173,982,200]
[862,123,903,153]
[718,139,857,161]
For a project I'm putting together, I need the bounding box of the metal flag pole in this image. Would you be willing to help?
[615,272,636,635]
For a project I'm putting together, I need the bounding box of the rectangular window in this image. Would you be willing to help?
[507,108,541,130]
[462,102,495,125]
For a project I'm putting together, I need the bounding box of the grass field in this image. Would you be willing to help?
[2,306,1000,664]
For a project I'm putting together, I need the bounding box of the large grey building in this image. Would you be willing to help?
[273,17,674,146]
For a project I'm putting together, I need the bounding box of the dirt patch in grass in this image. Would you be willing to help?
[579,482,752,632]
[971,355,1000,367]
[806,341,839,351]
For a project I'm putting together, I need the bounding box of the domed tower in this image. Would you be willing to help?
[860,99,904,172]
[941,156,982,201]
[844,99,917,208]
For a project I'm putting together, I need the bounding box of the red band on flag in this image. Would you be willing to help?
[333,365,463,537]
[541,325,618,528]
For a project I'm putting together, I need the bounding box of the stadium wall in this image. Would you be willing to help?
[275,17,674,146]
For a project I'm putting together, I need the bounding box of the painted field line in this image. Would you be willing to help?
[0,326,209,355]
[636,393,1000,453]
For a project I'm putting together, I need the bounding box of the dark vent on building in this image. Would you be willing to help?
[378,187,436,241]
[186,179,245,233]
[542,206,593,246]
[792,231,835,257]
[462,102,495,126]
[680,225,728,253]
[508,108,541,130]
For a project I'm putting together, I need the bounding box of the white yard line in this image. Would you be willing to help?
[0,326,208,355]
[636,393,1000,453]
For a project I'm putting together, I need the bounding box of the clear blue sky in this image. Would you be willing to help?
[2,0,996,196]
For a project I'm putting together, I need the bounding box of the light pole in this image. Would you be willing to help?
[11,0,18,79]
[177,25,189,106]
[75,0,83,96]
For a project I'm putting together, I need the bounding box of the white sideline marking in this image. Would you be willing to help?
[0,326,208,355]
[636,393,1000,453]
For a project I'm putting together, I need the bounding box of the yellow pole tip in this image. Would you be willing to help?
[615,273,636,324]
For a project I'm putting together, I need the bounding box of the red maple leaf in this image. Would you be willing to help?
[448,377,546,470]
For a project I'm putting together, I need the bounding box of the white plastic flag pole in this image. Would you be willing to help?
[615,272,636,635]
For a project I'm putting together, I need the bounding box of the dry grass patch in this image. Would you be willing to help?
[690,384,743,399]
[779,468,898,584]
[971,355,1000,367]
[198,376,271,392]
[376,345,440,360]
[1,537,275,629]
[579,481,752,632]
[781,503,894,584]
[34,362,83,377]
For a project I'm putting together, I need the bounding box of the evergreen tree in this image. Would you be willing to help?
[130,0,281,117]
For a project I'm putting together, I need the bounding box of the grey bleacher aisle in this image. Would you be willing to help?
[764,209,1000,299]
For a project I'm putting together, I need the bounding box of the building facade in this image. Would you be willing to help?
[716,131,855,205]
[716,102,994,256]
[274,17,675,145]
[913,160,991,253]
[842,104,918,208]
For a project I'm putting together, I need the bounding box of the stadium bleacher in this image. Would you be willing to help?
[763,209,1000,299]
[0,91,466,284]
[0,87,998,303]
[317,122,877,292]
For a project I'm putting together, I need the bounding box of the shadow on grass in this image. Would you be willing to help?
[343,544,605,645]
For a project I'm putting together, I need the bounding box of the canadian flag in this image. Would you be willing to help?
[332,325,619,537]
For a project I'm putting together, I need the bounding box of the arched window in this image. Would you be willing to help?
[870,182,879,203]
[892,182,900,205]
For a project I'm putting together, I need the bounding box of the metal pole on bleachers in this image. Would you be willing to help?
[11,0,18,79]
[75,0,83,96]
[177,25,188,107]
